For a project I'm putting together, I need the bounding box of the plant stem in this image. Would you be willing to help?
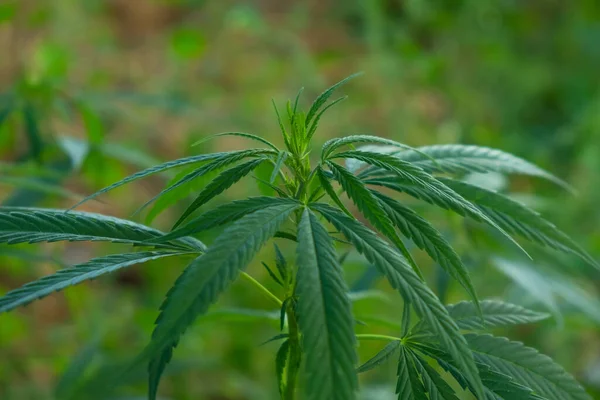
[240,272,282,307]
[284,302,301,400]
[355,333,402,342]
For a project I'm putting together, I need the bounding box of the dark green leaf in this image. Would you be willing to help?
[440,178,598,269]
[327,162,423,279]
[70,149,274,210]
[0,207,203,251]
[357,340,400,373]
[466,333,591,400]
[0,251,191,313]
[154,197,300,244]
[146,203,299,399]
[295,208,358,400]
[447,300,550,330]
[173,158,268,228]
[306,73,361,128]
[311,203,485,398]
[372,191,479,311]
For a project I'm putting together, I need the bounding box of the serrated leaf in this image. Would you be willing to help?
[392,144,571,191]
[274,243,288,282]
[0,251,191,313]
[306,73,361,128]
[372,191,479,311]
[322,134,422,161]
[135,149,264,216]
[397,345,428,400]
[466,333,591,400]
[172,158,268,228]
[296,208,358,400]
[153,197,300,244]
[0,207,203,251]
[270,151,288,183]
[317,166,352,217]
[327,162,423,279]
[306,96,346,141]
[260,333,289,346]
[357,340,400,373]
[276,339,290,396]
[192,131,279,152]
[311,203,485,399]
[261,262,283,286]
[339,150,527,255]
[440,178,598,269]
[69,149,274,210]
[446,300,550,330]
[414,344,541,400]
[146,203,298,399]
[478,362,542,400]
[411,351,460,400]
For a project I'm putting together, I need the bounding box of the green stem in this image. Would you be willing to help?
[284,302,301,400]
[355,333,402,342]
[240,272,282,307]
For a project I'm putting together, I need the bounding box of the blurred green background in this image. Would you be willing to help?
[0,0,599,399]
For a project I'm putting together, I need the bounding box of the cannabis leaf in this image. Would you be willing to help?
[147,203,299,399]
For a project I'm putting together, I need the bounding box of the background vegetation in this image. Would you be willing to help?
[0,1,599,399]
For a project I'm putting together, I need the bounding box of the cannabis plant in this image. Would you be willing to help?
[0,75,596,400]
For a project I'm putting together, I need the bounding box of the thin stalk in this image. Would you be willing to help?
[284,304,301,400]
[355,333,402,342]
[240,272,282,307]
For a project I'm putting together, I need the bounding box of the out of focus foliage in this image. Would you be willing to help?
[0,1,598,399]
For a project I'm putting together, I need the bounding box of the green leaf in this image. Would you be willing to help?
[440,178,598,269]
[272,99,291,149]
[146,203,299,399]
[274,244,288,281]
[316,166,353,217]
[357,340,400,374]
[173,158,268,228]
[155,197,299,245]
[306,72,361,128]
[0,251,191,313]
[270,151,288,183]
[191,132,279,152]
[409,344,541,400]
[311,203,485,399]
[372,191,479,311]
[276,339,290,396]
[306,96,346,141]
[70,149,274,210]
[0,207,203,251]
[446,300,550,330]
[296,209,358,400]
[261,262,283,286]
[352,152,528,256]
[327,162,423,279]
[392,144,571,191]
[466,333,591,400]
[411,352,460,400]
[22,103,44,162]
[322,134,422,161]
[477,362,542,400]
[135,149,264,216]
[397,345,428,400]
